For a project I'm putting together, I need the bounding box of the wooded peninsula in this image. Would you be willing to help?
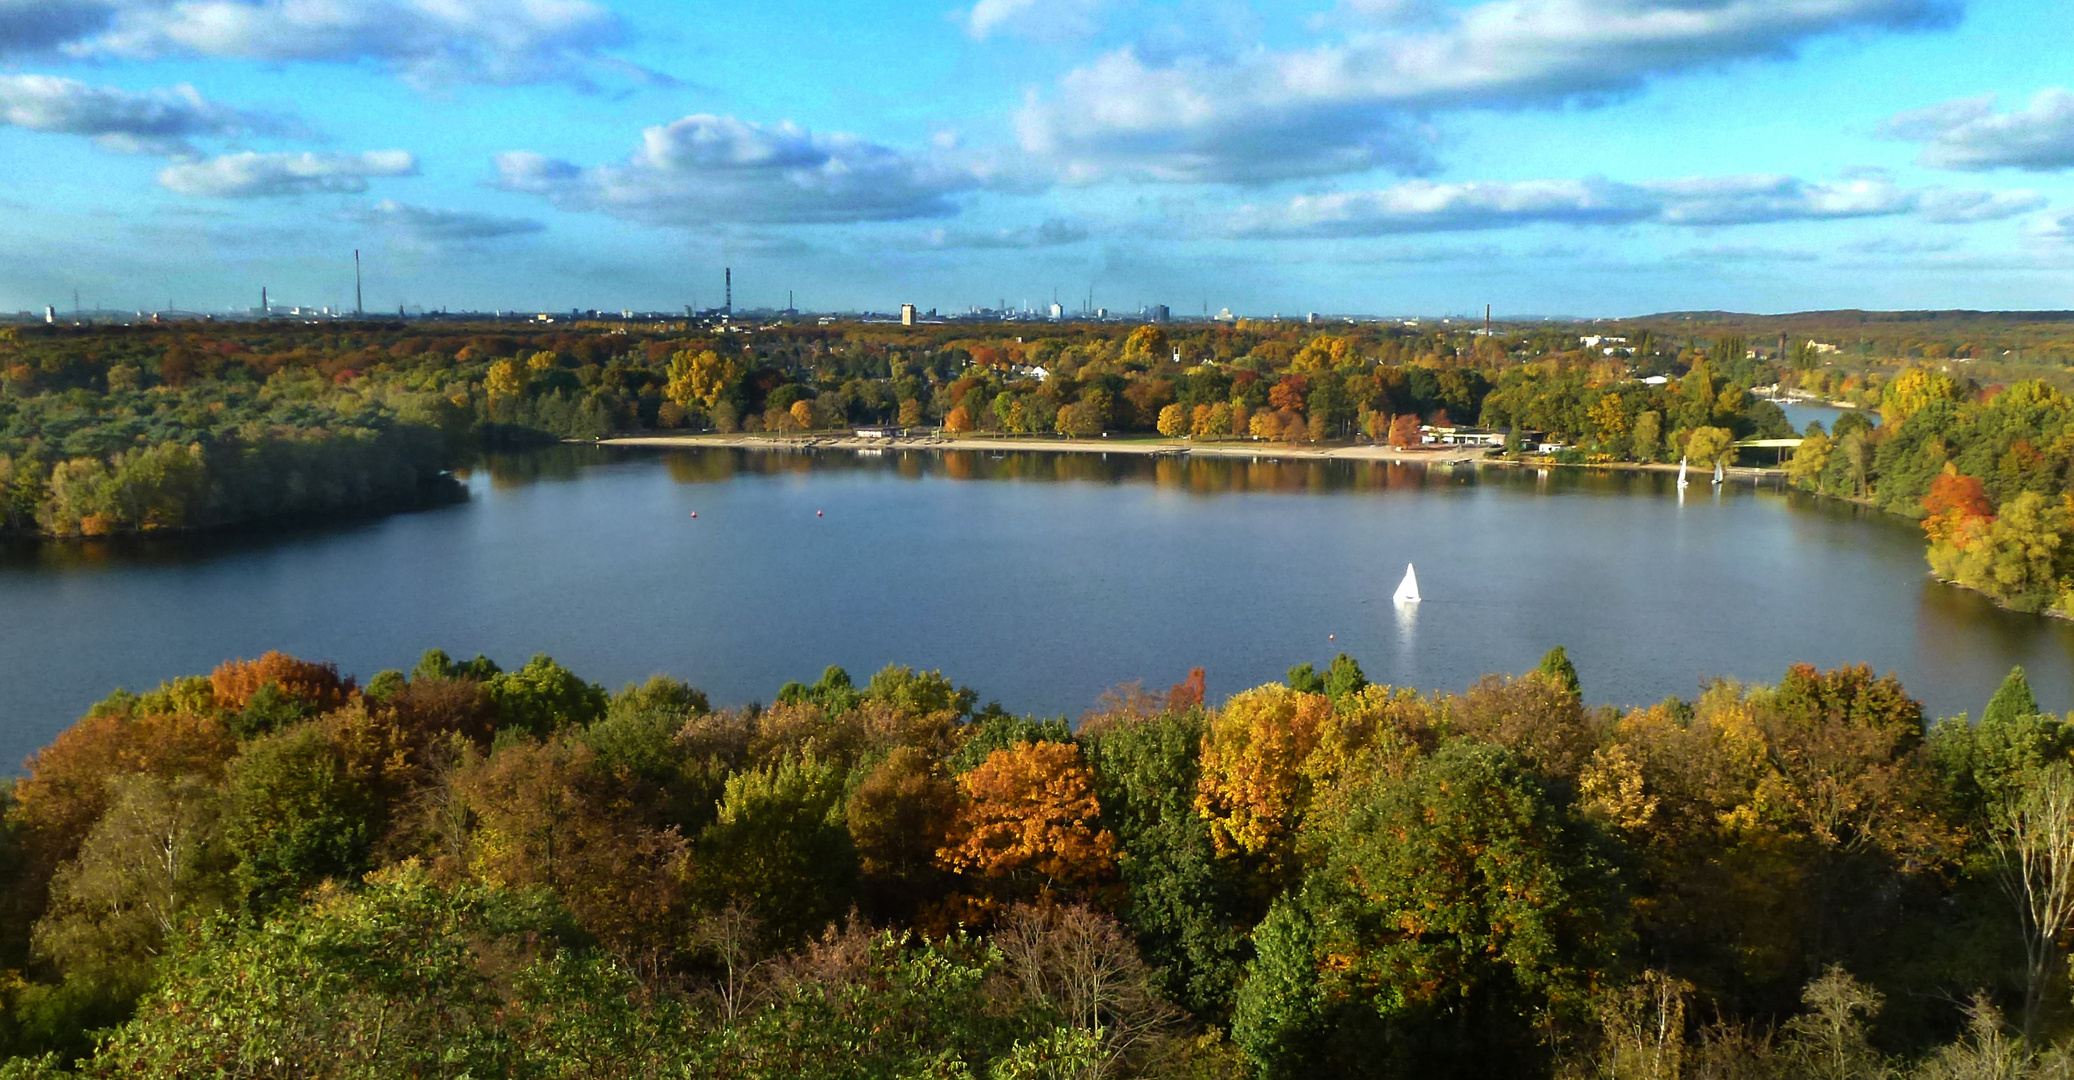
[0,646,2068,1079]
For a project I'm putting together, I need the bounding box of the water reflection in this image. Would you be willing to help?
[465,444,1724,501]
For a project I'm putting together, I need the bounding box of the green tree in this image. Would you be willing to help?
[1284,741,1629,1074]
[224,721,379,916]
[1537,645,1582,700]
[1984,666,2039,727]
[485,655,609,737]
[1086,710,1251,1019]
[1230,896,1324,1079]
[695,754,858,948]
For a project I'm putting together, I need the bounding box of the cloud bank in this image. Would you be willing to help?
[1225,174,2036,236]
[0,72,290,155]
[1019,0,1957,182]
[1882,89,2074,171]
[0,0,640,87]
[160,150,417,197]
[496,114,978,226]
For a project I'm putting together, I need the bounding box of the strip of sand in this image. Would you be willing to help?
[595,432,1496,465]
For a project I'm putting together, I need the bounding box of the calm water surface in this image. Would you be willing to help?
[1,445,2067,769]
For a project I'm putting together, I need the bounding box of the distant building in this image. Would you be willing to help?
[1048,302,1063,320]
[1148,304,1169,323]
[901,303,916,327]
[1422,425,1506,447]
[44,306,55,324]
[1307,312,1320,324]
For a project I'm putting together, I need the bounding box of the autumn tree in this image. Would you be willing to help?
[939,741,1115,906]
[667,349,736,409]
[1682,425,1736,469]
[456,737,690,966]
[846,746,958,923]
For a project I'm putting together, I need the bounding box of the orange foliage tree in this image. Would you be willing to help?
[209,651,354,713]
[1922,469,1992,546]
[938,741,1115,902]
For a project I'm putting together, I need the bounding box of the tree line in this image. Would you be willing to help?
[0,646,2071,1078]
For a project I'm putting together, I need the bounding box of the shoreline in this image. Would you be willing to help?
[588,431,1792,479]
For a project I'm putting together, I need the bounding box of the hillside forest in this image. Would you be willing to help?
[0,646,2073,1078]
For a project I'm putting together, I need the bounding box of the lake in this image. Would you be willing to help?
[1,444,2066,770]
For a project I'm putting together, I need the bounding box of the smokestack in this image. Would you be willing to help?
[354,250,363,316]
[1485,304,1491,338]
[725,267,732,316]
[261,286,267,318]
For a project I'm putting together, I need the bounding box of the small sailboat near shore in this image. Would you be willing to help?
[1712,459,1725,486]
[1393,563,1421,604]
[1677,458,1689,489]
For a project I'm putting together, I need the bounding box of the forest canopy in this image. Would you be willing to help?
[1,646,2073,1078]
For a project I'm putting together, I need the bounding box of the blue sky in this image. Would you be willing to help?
[2,0,2072,317]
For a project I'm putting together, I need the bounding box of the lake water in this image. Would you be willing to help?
[1,445,2067,771]
[1776,399,1876,434]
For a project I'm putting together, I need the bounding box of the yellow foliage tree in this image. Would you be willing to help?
[667,349,737,409]
[1881,367,1962,427]
[484,359,525,401]
[1156,403,1187,437]
[1683,426,1736,468]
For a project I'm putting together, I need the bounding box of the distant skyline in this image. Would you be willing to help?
[3,0,2072,317]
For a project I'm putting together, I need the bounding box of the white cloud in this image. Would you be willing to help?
[1646,175,1913,225]
[0,72,289,155]
[1881,89,2074,171]
[496,114,979,227]
[348,199,542,243]
[1019,0,1955,182]
[1914,187,2046,222]
[964,0,1104,41]
[159,149,416,197]
[3,0,643,88]
[1226,174,2026,236]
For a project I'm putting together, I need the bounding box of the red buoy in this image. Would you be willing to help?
[816,510,824,517]
[689,512,697,518]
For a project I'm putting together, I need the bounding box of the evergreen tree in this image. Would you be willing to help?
[1536,646,1582,700]
[1984,666,2039,727]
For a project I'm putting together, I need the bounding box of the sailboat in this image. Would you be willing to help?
[1393,563,1421,604]
[1712,459,1724,486]
[1676,458,1689,489]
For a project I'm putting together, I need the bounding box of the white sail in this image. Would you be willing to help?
[1713,459,1724,485]
[1677,458,1689,488]
[1393,563,1421,604]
